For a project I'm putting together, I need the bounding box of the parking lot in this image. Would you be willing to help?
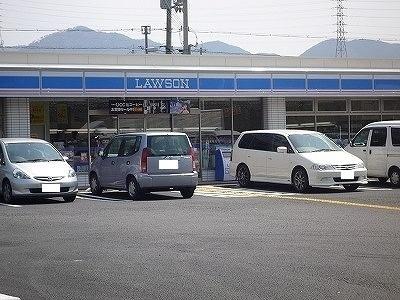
[73,180,400,212]
[1,181,400,300]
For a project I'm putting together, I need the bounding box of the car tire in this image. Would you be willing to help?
[389,168,400,187]
[90,173,103,196]
[292,168,309,193]
[180,187,195,199]
[63,195,76,202]
[2,180,13,204]
[237,164,251,188]
[378,177,388,184]
[343,184,360,192]
[127,177,143,201]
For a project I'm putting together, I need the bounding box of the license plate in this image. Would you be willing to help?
[341,170,354,180]
[42,184,60,193]
[159,160,178,170]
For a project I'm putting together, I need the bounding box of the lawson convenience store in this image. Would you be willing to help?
[0,52,400,181]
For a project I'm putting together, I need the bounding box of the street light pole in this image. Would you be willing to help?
[141,25,151,54]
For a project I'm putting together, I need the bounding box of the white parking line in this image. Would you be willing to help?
[0,293,21,300]
[77,195,131,203]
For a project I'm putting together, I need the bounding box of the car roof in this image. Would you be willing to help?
[240,129,320,137]
[365,120,400,127]
[0,138,49,144]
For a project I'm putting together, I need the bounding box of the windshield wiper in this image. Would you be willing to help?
[311,149,335,152]
[25,158,48,162]
[48,158,63,161]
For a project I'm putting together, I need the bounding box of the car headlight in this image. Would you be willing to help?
[68,169,76,178]
[13,169,30,179]
[311,164,334,171]
[356,162,365,169]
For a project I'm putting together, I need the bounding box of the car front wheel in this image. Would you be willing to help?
[1,180,13,204]
[292,168,309,193]
[237,165,251,188]
[90,173,103,196]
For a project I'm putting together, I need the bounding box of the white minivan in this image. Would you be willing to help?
[230,130,367,193]
[345,121,400,186]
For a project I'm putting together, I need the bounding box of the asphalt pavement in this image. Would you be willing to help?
[1,182,400,300]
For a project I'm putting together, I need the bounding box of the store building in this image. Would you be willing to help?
[0,52,399,182]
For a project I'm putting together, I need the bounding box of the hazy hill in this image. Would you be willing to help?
[11,26,250,55]
[301,39,400,59]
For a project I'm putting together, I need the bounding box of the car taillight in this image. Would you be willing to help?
[141,148,151,173]
[188,147,196,171]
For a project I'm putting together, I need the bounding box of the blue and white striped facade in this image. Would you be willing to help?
[0,52,400,139]
[0,67,399,97]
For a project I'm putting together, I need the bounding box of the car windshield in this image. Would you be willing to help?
[288,133,342,153]
[5,142,63,163]
[147,135,190,156]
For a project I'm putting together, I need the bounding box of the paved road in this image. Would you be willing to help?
[1,183,400,300]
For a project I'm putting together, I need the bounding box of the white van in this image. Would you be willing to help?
[230,130,367,193]
[345,121,400,186]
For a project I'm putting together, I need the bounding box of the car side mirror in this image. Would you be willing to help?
[277,146,287,153]
[0,158,5,165]
[62,156,69,161]
[98,150,104,158]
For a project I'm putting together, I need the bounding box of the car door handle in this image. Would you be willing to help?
[363,149,367,152]
[126,161,130,165]
[111,161,115,165]
[369,150,372,154]
[268,157,272,160]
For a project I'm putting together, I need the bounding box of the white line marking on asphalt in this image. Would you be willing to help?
[0,293,21,300]
[0,203,22,208]
[77,195,131,203]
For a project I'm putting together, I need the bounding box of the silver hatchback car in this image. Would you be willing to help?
[0,138,78,204]
[89,132,198,200]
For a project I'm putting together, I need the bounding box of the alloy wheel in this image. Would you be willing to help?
[293,169,309,193]
[390,169,400,186]
[237,165,250,187]
[3,182,12,204]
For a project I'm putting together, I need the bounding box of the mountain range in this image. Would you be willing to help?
[8,26,400,59]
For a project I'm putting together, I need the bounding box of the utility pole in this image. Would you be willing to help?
[335,0,347,58]
[182,0,190,54]
[166,7,172,53]
[141,25,151,54]
[161,0,173,54]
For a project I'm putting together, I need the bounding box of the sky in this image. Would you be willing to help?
[1,0,400,56]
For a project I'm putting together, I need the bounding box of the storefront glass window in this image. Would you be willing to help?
[316,115,349,147]
[286,116,315,131]
[317,99,347,111]
[350,115,381,139]
[286,100,313,112]
[30,100,90,173]
[383,99,400,111]
[382,115,400,121]
[351,100,379,111]
[0,100,4,138]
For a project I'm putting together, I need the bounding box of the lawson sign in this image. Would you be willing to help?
[127,74,198,91]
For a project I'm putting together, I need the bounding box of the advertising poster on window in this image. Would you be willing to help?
[56,103,68,124]
[109,99,144,114]
[144,100,170,115]
[170,99,191,114]
[30,102,45,125]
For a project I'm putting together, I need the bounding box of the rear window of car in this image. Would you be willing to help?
[147,135,190,156]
